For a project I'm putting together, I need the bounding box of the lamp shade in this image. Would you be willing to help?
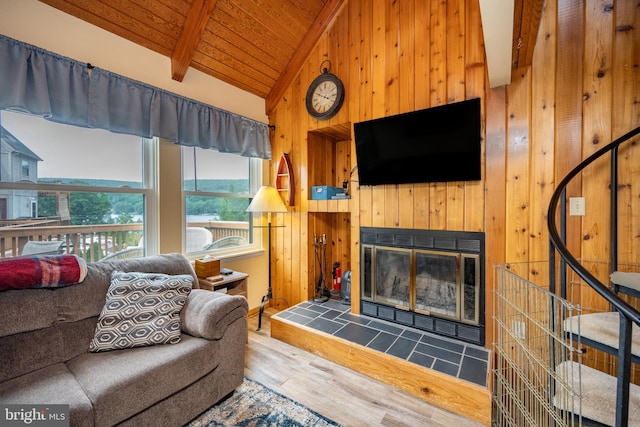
[246,186,288,213]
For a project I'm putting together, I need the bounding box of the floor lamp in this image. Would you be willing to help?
[247,185,288,331]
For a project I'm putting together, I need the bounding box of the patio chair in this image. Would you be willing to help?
[204,236,248,250]
[186,227,213,252]
[100,246,144,261]
[21,241,65,256]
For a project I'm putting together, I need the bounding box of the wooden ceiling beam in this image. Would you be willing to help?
[511,0,544,70]
[171,0,219,82]
[265,0,347,116]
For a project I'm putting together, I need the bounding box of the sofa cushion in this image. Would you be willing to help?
[0,289,59,338]
[0,363,94,427]
[0,326,66,383]
[68,334,219,427]
[89,271,193,352]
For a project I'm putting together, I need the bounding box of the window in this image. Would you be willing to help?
[182,146,257,255]
[21,160,29,178]
[0,110,153,262]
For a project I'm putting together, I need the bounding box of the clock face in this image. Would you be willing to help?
[311,80,338,114]
[305,72,344,120]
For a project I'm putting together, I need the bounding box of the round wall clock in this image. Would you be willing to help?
[305,61,345,120]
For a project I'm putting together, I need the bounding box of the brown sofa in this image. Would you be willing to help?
[0,253,248,426]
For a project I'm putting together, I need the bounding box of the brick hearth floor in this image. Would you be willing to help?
[273,299,490,388]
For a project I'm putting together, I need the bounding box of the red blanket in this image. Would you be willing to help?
[0,255,87,291]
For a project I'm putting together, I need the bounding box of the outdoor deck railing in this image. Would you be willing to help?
[0,220,250,262]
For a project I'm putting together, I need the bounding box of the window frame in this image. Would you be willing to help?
[20,159,29,178]
[181,146,263,259]
[0,129,156,259]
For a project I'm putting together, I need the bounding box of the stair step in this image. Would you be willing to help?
[564,311,640,360]
[612,271,640,297]
[555,361,640,426]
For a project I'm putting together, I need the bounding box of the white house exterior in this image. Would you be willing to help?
[0,125,42,220]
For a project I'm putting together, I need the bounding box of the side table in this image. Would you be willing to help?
[198,271,248,298]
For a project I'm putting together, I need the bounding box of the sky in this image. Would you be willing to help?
[1,110,248,182]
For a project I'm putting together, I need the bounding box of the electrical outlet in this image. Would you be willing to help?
[512,321,526,340]
[569,197,585,216]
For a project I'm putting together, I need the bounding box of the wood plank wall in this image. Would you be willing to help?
[268,0,640,348]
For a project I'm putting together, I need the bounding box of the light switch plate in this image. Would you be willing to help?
[569,197,585,216]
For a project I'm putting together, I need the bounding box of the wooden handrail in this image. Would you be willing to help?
[0,221,250,260]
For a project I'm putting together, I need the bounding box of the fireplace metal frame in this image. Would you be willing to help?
[360,227,485,345]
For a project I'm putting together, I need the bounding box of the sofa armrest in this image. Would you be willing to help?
[180,289,248,340]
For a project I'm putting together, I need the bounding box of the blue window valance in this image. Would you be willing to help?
[0,34,271,159]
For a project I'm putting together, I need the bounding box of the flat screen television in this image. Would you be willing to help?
[354,98,481,185]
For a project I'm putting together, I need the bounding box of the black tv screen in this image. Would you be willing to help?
[354,98,481,185]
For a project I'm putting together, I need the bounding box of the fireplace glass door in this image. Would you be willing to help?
[361,245,480,325]
[415,250,458,318]
[373,247,412,309]
[462,254,480,323]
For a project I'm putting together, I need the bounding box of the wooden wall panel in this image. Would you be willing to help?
[613,0,640,267]
[412,0,431,231]
[382,0,401,232]
[554,0,584,258]
[484,87,507,347]
[267,0,640,354]
[463,1,485,233]
[398,0,416,116]
[505,69,532,264]
[528,0,556,265]
[429,0,448,230]
[580,0,614,313]
[370,0,387,228]
[444,0,466,232]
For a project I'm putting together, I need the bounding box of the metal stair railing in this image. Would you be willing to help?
[547,125,640,427]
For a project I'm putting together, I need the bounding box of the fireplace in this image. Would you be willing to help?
[360,227,485,345]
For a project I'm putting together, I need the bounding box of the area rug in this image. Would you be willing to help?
[186,377,342,426]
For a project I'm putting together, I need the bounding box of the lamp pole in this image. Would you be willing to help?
[257,216,273,331]
[246,186,288,331]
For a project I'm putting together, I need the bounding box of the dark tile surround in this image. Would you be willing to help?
[273,299,490,388]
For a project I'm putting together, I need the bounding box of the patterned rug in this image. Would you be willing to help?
[186,377,342,427]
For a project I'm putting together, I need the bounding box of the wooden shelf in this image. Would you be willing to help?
[307,198,351,213]
[198,271,248,298]
[275,153,294,206]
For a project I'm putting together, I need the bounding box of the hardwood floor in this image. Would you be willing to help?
[245,308,487,427]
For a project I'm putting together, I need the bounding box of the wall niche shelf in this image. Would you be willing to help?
[307,123,352,213]
[305,122,353,300]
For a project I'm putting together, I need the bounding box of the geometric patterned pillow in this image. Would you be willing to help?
[89,271,193,353]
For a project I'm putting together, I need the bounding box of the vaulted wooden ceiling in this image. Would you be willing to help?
[38,0,542,114]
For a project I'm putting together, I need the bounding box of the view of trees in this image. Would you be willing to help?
[37,178,250,224]
[70,192,111,225]
[37,196,57,218]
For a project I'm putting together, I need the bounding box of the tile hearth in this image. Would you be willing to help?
[273,299,490,388]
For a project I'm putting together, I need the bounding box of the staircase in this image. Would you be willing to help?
[555,274,640,426]
[493,126,640,427]
[547,126,640,426]
[554,274,640,426]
